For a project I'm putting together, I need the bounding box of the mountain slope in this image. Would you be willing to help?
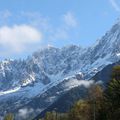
[34,60,120,120]
[1,20,120,119]
[33,86,88,120]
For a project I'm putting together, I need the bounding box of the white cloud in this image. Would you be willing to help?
[109,0,120,12]
[0,24,42,54]
[18,108,34,119]
[63,12,78,27]
[50,12,78,41]
[20,11,50,31]
[50,28,69,41]
[0,10,12,26]
[0,11,80,58]
[0,10,12,19]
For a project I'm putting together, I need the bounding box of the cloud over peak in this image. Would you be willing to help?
[0,11,80,59]
[0,24,42,54]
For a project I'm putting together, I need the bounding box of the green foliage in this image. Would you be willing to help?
[4,113,14,120]
[104,65,120,120]
[112,65,120,80]
[88,85,104,120]
[44,111,67,120]
[45,112,53,120]
[68,100,92,120]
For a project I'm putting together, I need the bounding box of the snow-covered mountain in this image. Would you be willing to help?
[1,20,120,119]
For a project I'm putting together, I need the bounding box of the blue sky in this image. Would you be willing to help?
[0,0,120,59]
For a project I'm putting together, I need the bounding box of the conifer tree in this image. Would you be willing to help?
[104,65,120,120]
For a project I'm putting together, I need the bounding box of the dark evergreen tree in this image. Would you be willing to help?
[104,65,120,120]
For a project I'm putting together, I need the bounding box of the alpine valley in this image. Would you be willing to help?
[1,20,120,120]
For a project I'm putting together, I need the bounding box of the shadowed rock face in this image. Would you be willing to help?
[92,60,120,84]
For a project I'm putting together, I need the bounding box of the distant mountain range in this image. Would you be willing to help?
[1,20,120,120]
